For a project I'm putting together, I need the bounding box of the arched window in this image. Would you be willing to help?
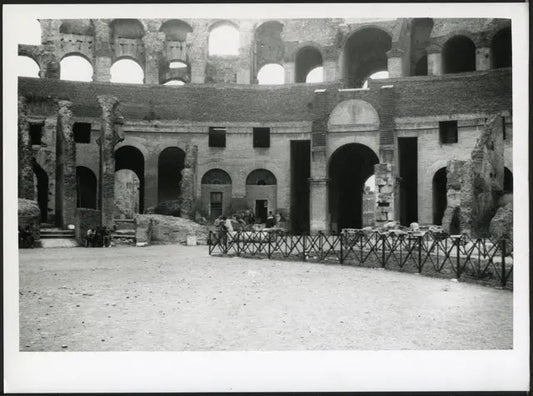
[491,27,512,68]
[60,55,93,82]
[254,21,284,71]
[110,19,145,40]
[201,169,232,185]
[344,28,392,88]
[362,70,389,88]
[295,46,323,83]
[110,59,144,84]
[18,56,40,78]
[208,23,240,56]
[257,63,284,85]
[115,146,145,212]
[246,169,277,185]
[160,19,192,41]
[443,35,476,74]
[20,18,41,45]
[306,66,324,83]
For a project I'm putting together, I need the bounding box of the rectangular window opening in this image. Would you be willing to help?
[253,127,270,148]
[73,122,92,143]
[29,123,43,146]
[439,121,458,144]
[209,127,226,148]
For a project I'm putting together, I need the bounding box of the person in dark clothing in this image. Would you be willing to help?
[265,211,275,228]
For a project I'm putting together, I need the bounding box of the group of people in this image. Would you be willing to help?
[86,226,112,247]
[18,225,35,248]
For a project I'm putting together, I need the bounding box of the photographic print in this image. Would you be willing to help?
[4,3,529,393]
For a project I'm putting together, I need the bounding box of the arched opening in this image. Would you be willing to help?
[306,66,323,83]
[114,169,140,219]
[503,167,513,193]
[343,28,392,88]
[164,79,185,86]
[443,35,476,74]
[160,19,193,41]
[201,169,232,222]
[491,27,512,68]
[169,61,187,69]
[254,21,284,76]
[157,147,185,204]
[115,146,145,213]
[257,63,284,85]
[110,19,145,40]
[110,59,144,84]
[18,56,40,78]
[328,144,379,231]
[60,55,93,82]
[208,22,240,56]
[32,160,48,223]
[295,46,323,83]
[20,18,41,45]
[362,70,389,88]
[432,167,447,225]
[246,169,277,223]
[76,166,97,209]
[59,19,94,35]
[410,18,433,76]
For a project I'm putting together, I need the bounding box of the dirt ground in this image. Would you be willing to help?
[19,245,513,351]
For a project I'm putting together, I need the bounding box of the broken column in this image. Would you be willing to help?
[18,96,34,200]
[97,95,124,228]
[179,143,198,219]
[93,20,112,82]
[55,100,76,228]
[441,159,465,234]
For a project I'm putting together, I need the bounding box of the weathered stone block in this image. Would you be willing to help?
[134,214,209,245]
[18,198,41,242]
[489,201,513,244]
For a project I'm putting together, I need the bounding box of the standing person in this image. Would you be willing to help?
[86,228,95,247]
[215,215,228,247]
[266,211,275,228]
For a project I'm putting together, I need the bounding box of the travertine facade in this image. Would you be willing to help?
[18,18,513,234]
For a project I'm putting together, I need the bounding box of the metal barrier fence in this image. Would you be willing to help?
[208,229,513,288]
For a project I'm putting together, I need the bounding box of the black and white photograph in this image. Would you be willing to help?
[3,3,529,393]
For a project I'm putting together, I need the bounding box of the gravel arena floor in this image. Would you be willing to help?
[19,245,513,351]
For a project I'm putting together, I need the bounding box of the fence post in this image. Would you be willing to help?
[501,238,506,287]
[208,231,212,255]
[417,235,423,273]
[454,236,461,279]
[267,231,272,259]
[381,233,386,268]
[302,235,307,261]
[339,232,344,264]
[236,231,240,257]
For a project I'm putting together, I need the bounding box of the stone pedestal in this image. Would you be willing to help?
[55,100,76,228]
[18,96,34,200]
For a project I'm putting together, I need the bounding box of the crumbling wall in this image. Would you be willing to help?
[18,198,41,243]
[441,159,465,234]
[18,96,34,200]
[374,163,395,226]
[179,144,198,219]
[114,169,140,219]
[206,58,238,83]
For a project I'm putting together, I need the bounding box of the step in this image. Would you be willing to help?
[40,230,75,238]
[39,238,79,248]
[113,229,135,236]
[113,220,136,231]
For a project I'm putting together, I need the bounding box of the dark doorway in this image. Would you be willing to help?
[32,160,48,223]
[399,138,418,226]
[158,147,185,203]
[504,167,513,193]
[491,27,512,69]
[255,199,268,223]
[210,192,223,222]
[432,167,447,225]
[115,146,145,213]
[76,166,97,209]
[443,36,476,73]
[329,143,379,231]
[290,140,310,234]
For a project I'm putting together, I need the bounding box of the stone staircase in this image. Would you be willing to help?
[111,218,136,245]
[39,225,78,248]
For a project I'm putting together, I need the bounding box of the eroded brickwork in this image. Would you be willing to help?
[18,96,34,200]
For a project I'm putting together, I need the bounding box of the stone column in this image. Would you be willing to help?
[93,20,112,82]
[476,47,491,71]
[143,152,158,211]
[55,100,76,228]
[189,22,208,83]
[143,31,165,85]
[179,143,198,219]
[387,47,405,78]
[309,173,329,234]
[18,96,34,200]
[427,44,442,76]
[283,61,294,84]
[322,59,338,82]
[237,21,254,84]
[97,95,124,228]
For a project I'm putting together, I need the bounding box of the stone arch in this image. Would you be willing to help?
[254,21,284,69]
[115,145,145,212]
[201,168,232,221]
[328,99,380,129]
[76,166,97,209]
[110,19,145,39]
[60,54,94,82]
[160,60,190,84]
[59,19,94,35]
[157,147,185,204]
[328,143,379,231]
[343,27,392,88]
[32,159,48,222]
[160,19,193,41]
[295,46,323,83]
[432,167,447,225]
[110,58,144,84]
[443,35,476,73]
[18,56,40,78]
[257,63,284,84]
[208,20,240,56]
[491,26,512,68]
[202,168,232,185]
[246,169,277,185]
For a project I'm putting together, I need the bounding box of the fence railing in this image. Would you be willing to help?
[208,229,513,288]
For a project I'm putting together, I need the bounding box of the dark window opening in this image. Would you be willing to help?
[73,122,91,143]
[29,123,43,145]
[399,137,418,226]
[443,36,476,74]
[209,127,226,148]
[253,127,270,148]
[491,27,512,69]
[439,121,458,144]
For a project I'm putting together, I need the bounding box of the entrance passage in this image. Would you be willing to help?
[329,143,379,232]
[32,160,49,222]
[398,138,418,225]
[158,147,185,203]
[255,199,268,223]
[432,167,447,225]
[76,166,97,209]
[115,146,144,213]
[290,140,310,234]
[210,192,223,222]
